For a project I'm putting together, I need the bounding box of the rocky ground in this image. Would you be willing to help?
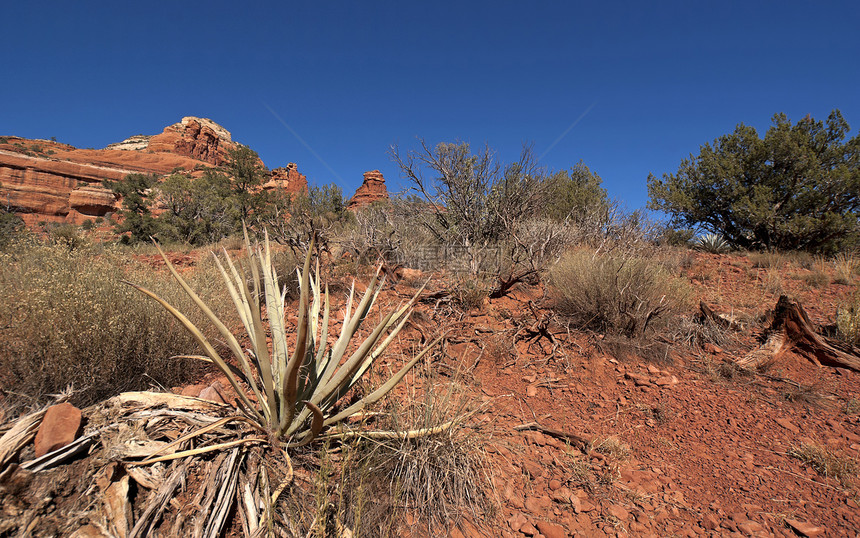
[2,250,858,537]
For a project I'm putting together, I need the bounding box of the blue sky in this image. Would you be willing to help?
[2,1,858,210]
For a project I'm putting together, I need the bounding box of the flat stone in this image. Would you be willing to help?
[34,402,82,458]
[775,418,799,434]
[199,386,226,404]
[701,514,720,530]
[180,384,206,397]
[737,520,764,535]
[519,522,538,536]
[536,520,567,538]
[785,519,824,537]
[654,375,679,386]
[608,504,629,521]
[525,495,552,514]
[508,512,527,532]
[522,460,543,478]
[550,487,572,504]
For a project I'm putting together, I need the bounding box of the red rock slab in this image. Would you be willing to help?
[33,402,82,458]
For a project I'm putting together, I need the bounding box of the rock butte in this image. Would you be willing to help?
[348,170,389,209]
[1,117,325,227]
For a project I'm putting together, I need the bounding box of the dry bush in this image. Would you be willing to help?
[548,249,692,338]
[0,239,237,409]
[788,443,858,486]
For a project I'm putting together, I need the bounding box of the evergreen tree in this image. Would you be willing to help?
[648,110,860,252]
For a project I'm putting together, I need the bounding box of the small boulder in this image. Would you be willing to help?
[536,520,568,538]
[34,402,82,458]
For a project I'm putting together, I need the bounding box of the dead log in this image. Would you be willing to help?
[698,301,743,331]
[736,295,860,371]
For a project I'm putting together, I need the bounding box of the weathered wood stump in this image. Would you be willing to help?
[736,295,860,371]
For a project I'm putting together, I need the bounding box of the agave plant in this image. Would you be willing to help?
[127,232,438,462]
[695,233,730,254]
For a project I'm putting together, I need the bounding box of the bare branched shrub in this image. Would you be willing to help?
[548,249,692,338]
[390,140,551,276]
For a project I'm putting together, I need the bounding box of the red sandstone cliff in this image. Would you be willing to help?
[348,170,390,209]
[0,117,308,226]
[264,163,309,197]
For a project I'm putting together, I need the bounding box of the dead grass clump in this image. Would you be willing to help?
[0,240,234,409]
[780,383,828,407]
[548,249,692,338]
[836,291,860,346]
[832,252,858,285]
[801,269,830,288]
[674,315,738,351]
[451,277,491,312]
[749,251,786,269]
[788,443,858,486]
[334,377,493,535]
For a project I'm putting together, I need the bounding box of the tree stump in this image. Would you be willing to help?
[736,295,860,371]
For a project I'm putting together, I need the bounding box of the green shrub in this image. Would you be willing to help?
[0,240,236,408]
[549,249,692,337]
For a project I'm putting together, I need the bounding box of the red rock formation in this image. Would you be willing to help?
[264,162,309,197]
[348,170,390,209]
[0,118,307,227]
[146,117,235,166]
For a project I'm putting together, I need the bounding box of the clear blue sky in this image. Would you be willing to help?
[2,1,858,210]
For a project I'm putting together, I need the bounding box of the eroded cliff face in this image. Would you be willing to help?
[264,163,309,197]
[347,170,389,209]
[0,117,308,226]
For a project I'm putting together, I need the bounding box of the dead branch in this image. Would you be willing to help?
[514,421,590,453]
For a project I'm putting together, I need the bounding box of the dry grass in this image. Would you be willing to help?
[0,238,237,409]
[780,382,828,408]
[296,371,495,536]
[749,251,786,269]
[836,291,860,346]
[788,443,858,486]
[548,249,692,338]
[832,252,858,285]
[801,269,830,288]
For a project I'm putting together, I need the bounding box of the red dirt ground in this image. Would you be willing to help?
[180,250,860,536]
[5,249,859,537]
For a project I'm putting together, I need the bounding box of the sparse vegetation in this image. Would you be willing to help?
[836,291,860,346]
[788,443,858,486]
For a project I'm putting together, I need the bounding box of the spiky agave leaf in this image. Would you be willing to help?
[695,233,730,254]
[131,231,438,450]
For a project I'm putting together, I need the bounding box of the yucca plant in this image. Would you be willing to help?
[127,231,439,463]
[694,233,730,254]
